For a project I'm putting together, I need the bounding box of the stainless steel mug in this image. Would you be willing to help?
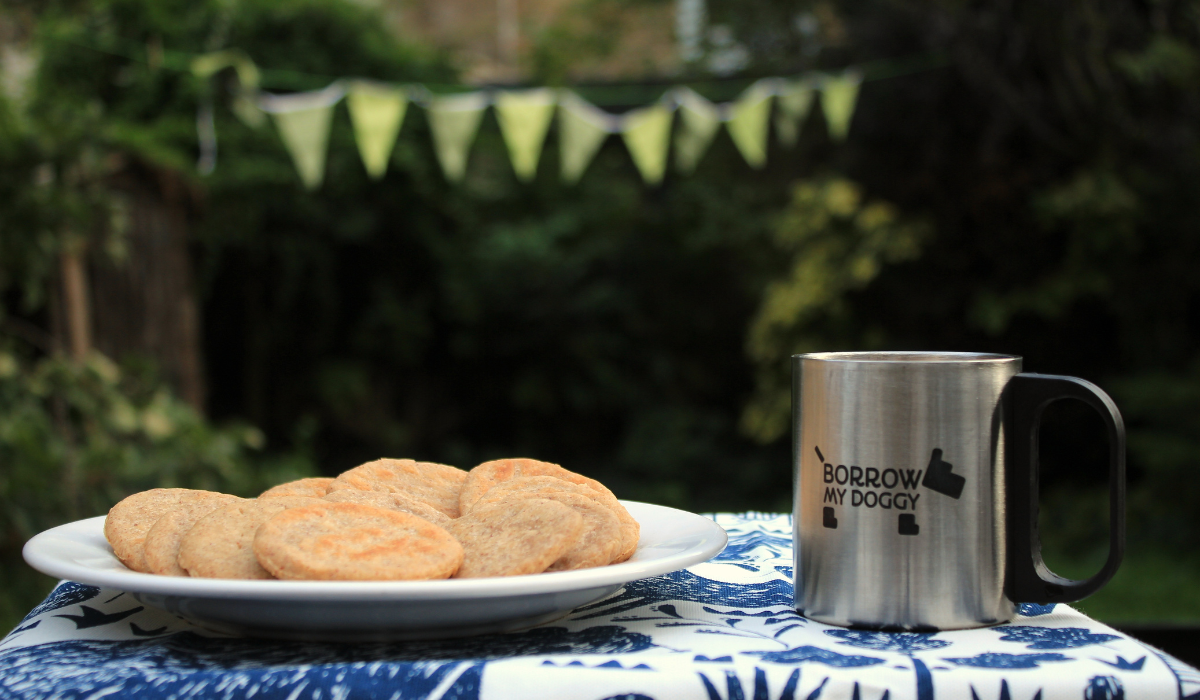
[791,351,1125,630]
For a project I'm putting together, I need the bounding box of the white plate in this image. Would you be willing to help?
[23,501,727,641]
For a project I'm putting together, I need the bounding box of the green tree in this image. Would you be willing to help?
[720,1,1200,608]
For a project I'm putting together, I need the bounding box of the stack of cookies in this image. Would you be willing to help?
[103,458,639,581]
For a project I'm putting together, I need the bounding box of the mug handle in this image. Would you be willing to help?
[1004,373,1126,604]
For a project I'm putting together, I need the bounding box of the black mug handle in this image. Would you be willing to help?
[1004,373,1126,604]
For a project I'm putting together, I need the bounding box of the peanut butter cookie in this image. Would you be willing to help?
[253,502,463,580]
[259,477,335,499]
[446,497,583,578]
[105,488,225,573]
[143,493,243,576]
[323,488,452,527]
[178,496,324,579]
[329,458,467,518]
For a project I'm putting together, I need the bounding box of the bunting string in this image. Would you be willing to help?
[191,54,867,188]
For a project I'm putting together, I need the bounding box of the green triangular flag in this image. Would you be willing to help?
[426,91,488,182]
[620,101,673,186]
[346,81,408,180]
[192,49,264,128]
[494,88,557,182]
[557,91,614,184]
[673,87,721,174]
[725,81,773,169]
[821,70,862,142]
[191,50,240,79]
[775,79,815,148]
[260,82,345,190]
[230,55,265,128]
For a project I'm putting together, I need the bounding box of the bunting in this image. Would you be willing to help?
[259,82,345,190]
[192,49,264,128]
[557,91,616,184]
[725,80,774,169]
[673,87,721,175]
[345,81,408,180]
[426,91,489,182]
[620,101,674,186]
[191,51,868,188]
[494,88,557,182]
[774,79,815,148]
[191,49,264,173]
[820,70,863,143]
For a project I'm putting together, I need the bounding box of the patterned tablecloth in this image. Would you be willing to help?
[3,512,1197,700]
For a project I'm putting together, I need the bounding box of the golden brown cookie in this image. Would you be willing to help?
[540,492,621,571]
[458,458,607,513]
[259,477,335,499]
[446,497,584,578]
[105,488,224,573]
[474,475,640,564]
[607,501,641,563]
[329,458,467,518]
[143,493,243,576]
[323,488,452,527]
[473,475,598,506]
[178,497,324,579]
[253,502,463,581]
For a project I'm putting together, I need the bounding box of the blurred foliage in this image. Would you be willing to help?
[742,178,930,443]
[709,0,1200,575]
[0,344,314,634]
[0,348,309,544]
[527,0,632,84]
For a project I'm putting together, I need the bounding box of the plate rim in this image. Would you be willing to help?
[22,500,727,602]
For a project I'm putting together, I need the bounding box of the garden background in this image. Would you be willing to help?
[3,0,1200,635]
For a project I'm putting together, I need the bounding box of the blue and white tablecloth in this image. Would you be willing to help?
[3,513,1197,700]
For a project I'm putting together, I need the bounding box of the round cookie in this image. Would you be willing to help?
[143,493,243,576]
[474,475,640,564]
[323,488,452,527]
[105,488,225,573]
[178,496,324,579]
[446,497,584,578]
[474,475,605,507]
[329,458,467,518]
[540,491,621,571]
[259,477,335,499]
[458,458,609,513]
[609,508,641,563]
[253,502,463,581]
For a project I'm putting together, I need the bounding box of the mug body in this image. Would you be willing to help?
[792,351,1022,630]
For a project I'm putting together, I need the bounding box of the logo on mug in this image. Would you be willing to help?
[815,445,965,536]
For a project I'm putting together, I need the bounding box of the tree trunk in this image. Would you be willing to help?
[90,167,206,413]
[59,246,91,363]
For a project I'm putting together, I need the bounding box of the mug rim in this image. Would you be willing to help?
[794,351,1020,363]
